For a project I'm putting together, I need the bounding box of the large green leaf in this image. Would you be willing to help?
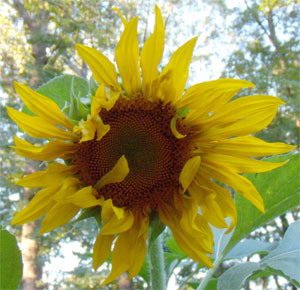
[217,262,260,290]
[23,75,89,115]
[261,220,300,283]
[0,229,23,290]
[224,153,300,254]
[218,221,300,289]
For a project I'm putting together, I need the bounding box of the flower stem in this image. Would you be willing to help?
[149,235,166,290]
[196,254,224,290]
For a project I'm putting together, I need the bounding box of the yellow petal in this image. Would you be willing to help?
[159,203,213,267]
[100,210,134,235]
[68,186,104,208]
[115,17,141,95]
[75,44,120,90]
[112,7,128,26]
[195,100,282,141]
[158,37,197,102]
[170,115,186,139]
[40,202,80,234]
[14,82,73,130]
[141,5,164,98]
[101,199,125,222]
[93,233,115,270]
[95,155,129,190]
[12,136,78,161]
[102,232,131,285]
[200,162,265,213]
[7,107,75,140]
[189,182,228,229]
[202,153,288,173]
[51,177,80,201]
[102,215,149,285]
[128,216,149,279]
[11,185,60,225]
[195,176,237,233]
[179,156,201,192]
[17,163,76,188]
[174,195,213,252]
[197,136,296,157]
[199,95,285,130]
[177,79,255,120]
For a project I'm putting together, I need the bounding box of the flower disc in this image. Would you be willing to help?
[73,97,191,209]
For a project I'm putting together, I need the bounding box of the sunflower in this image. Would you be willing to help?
[9,6,294,285]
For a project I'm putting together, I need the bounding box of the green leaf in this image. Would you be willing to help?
[211,223,234,260]
[0,229,23,290]
[224,153,300,255]
[249,266,300,288]
[217,262,260,290]
[23,75,89,115]
[138,254,150,285]
[261,220,300,284]
[166,237,187,258]
[225,239,278,260]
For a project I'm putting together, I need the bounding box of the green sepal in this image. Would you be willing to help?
[72,206,102,228]
[148,211,166,249]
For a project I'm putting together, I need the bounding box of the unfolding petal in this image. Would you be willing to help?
[40,202,80,234]
[115,17,140,96]
[95,155,129,190]
[141,5,164,98]
[101,199,124,221]
[75,44,120,90]
[17,162,76,188]
[199,162,265,213]
[12,136,78,161]
[14,82,73,130]
[11,185,60,225]
[177,79,254,120]
[158,37,197,102]
[93,233,115,270]
[7,107,75,140]
[179,156,201,192]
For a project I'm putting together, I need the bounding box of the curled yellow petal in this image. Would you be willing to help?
[179,156,201,192]
[95,155,129,190]
[170,115,186,139]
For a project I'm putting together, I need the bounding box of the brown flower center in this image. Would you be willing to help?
[73,97,191,209]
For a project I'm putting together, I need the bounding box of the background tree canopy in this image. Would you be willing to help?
[0,0,299,289]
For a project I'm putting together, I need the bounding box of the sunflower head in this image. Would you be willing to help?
[8,5,295,285]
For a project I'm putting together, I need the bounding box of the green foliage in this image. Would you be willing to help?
[217,221,300,289]
[224,153,300,255]
[0,229,23,290]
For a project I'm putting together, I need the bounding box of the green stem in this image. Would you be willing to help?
[149,235,166,290]
[196,254,224,290]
